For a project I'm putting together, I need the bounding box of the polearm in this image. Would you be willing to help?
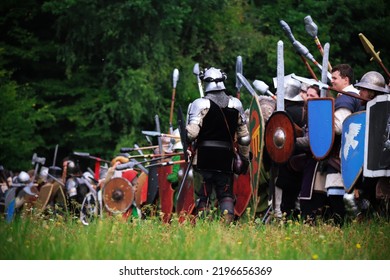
[120,144,170,153]
[280,20,319,81]
[359,33,390,79]
[142,130,181,139]
[304,15,332,71]
[73,152,111,163]
[125,151,184,160]
[236,56,243,99]
[169,68,180,134]
[193,63,204,97]
[252,80,276,100]
[291,74,370,102]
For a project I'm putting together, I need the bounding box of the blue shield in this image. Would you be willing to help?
[341,111,366,193]
[308,98,334,159]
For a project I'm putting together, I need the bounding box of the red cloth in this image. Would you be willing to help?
[122,169,138,183]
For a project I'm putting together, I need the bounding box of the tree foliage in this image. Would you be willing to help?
[1,0,389,170]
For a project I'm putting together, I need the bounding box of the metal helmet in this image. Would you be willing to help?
[66,160,80,175]
[172,128,183,150]
[17,171,30,184]
[273,74,303,101]
[355,71,389,94]
[39,166,49,181]
[200,67,227,93]
[284,75,303,101]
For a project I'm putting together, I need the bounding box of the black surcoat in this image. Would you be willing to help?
[196,100,239,172]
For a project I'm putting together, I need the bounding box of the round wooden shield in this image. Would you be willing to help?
[265,111,296,164]
[103,177,134,214]
[35,183,54,211]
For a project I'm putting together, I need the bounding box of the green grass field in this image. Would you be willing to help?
[1,210,389,260]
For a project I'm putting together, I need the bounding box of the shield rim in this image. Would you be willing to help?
[308,97,335,160]
[265,111,296,164]
[103,177,134,214]
[341,111,366,193]
[364,94,390,177]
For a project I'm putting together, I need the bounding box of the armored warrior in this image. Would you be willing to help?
[186,67,250,223]
[353,71,389,218]
[274,76,306,219]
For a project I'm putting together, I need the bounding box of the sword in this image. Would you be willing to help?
[235,56,243,99]
[277,40,285,112]
[236,73,259,98]
[291,74,370,102]
[320,42,330,98]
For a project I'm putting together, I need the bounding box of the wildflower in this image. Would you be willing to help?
[237,241,242,245]
[356,243,361,249]
[312,254,319,260]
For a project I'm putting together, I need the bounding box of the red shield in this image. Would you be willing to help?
[158,163,174,223]
[265,111,295,164]
[176,162,195,223]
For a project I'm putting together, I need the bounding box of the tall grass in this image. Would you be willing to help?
[1,211,389,260]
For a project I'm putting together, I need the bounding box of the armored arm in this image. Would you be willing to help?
[186,98,210,142]
[230,97,250,157]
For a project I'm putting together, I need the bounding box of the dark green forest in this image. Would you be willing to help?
[1,0,389,170]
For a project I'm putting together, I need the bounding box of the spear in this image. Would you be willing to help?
[359,33,390,79]
[304,15,332,71]
[291,74,370,102]
[126,151,183,159]
[169,68,180,134]
[142,130,181,139]
[120,144,170,153]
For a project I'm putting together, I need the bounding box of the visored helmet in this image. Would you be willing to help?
[355,71,389,94]
[200,67,227,93]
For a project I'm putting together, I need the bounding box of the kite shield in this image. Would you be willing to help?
[103,177,134,214]
[308,98,334,159]
[341,111,366,193]
[265,111,295,164]
[364,95,390,177]
[247,96,264,214]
